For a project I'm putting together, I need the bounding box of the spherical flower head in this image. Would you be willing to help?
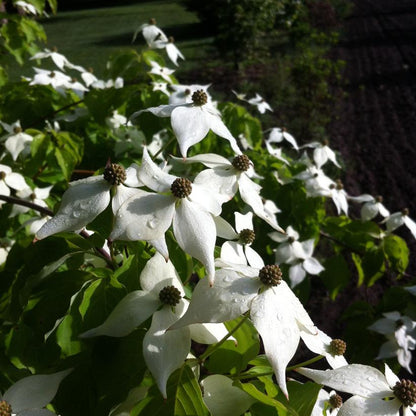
[393,379,416,407]
[239,228,255,245]
[259,264,282,286]
[171,177,192,198]
[0,171,5,180]
[192,89,208,106]
[232,154,251,172]
[0,400,12,416]
[328,339,347,356]
[329,393,343,409]
[104,163,126,186]
[159,285,181,306]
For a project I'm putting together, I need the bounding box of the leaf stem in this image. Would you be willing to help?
[198,315,248,362]
[286,355,325,371]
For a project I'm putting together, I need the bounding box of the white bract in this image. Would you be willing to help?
[311,389,341,416]
[266,127,299,150]
[0,369,71,415]
[302,141,341,169]
[170,251,318,398]
[168,84,212,105]
[36,163,140,240]
[383,209,416,239]
[175,153,284,232]
[246,93,273,114]
[110,148,221,284]
[368,311,416,373]
[349,194,390,221]
[297,363,416,416]
[10,184,52,217]
[134,19,168,47]
[31,48,85,72]
[130,90,241,158]
[0,164,28,206]
[148,60,175,83]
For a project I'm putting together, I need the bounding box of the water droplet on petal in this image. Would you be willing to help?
[147,217,158,229]
[72,211,81,218]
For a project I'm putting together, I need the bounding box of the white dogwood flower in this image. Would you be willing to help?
[0,369,71,416]
[174,153,283,232]
[1,120,33,161]
[170,252,318,398]
[246,93,273,114]
[110,148,222,284]
[81,252,232,398]
[0,164,28,206]
[130,90,241,158]
[349,194,390,221]
[368,311,416,373]
[302,140,341,169]
[31,48,85,72]
[134,18,168,47]
[266,127,299,150]
[311,389,341,416]
[297,363,416,416]
[10,184,52,217]
[35,163,140,240]
[383,209,416,239]
[148,60,175,83]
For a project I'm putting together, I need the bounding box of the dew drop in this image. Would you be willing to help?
[147,217,158,229]
[72,211,81,218]
[367,376,375,382]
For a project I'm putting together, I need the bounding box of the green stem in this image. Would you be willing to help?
[198,315,248,362]
[232,370,274,381]
[286,355,325,371]
[151,136,176,160]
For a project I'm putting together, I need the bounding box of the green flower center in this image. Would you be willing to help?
[49,71,56,78]
[0,172,6,180]
[13,126,22,134]
[159,285,181,306]
[232,155,251,172]
[171,177,192,198]
[0,400,12,416]
[393,379,416,407]
[259,265,282,286]
[329,393,342,409]
[104,163,126,186]
[239,229,255,245]
[375,195,383,203]
[328,339,346,355]
[402,208,409,216]
[192,90,208,106]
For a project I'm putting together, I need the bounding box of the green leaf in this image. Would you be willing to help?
[320,254,350,299]
[205,316,260,375]
[276,381,321,416]
[383,235,409,274]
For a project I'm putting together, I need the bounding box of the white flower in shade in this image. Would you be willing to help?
[30,48,85,72]
[311,389,341,416]
[174,153,283,232]
[15,1,38,15]
[153,37,185,67]
[80,252,233,398]
[133,18,168,47]
[264,141,290,164]
[110,148,222,284]
[383,209,416,239]
[29,68,73,95]
[302,140,341,169]
[170,251,318,398]
[270,227,324,287]
[349,194,390,221]
[35,163,140,240]
[152,81,170,96]
[130,89,241,158]
[266,127,299,150]
[405,286,416,297]
[0,238,14,265]
[10,184,52,217]
[215,211,264,269]
[0,369,71,415]
[0,164,28,206]
[201,375,256,416]
[0,120,33,161]
[368,311,416,374]
[297,363,416,416]
[246,93,273,114]
[106,111,130,130]
[148,60,175,83]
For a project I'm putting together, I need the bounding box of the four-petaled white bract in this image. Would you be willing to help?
[297,363,416,416]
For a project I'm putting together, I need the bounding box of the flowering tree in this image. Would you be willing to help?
[0,2,415,416]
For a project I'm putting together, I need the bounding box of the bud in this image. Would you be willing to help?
[159,285,181,306]
[171,177,192,198]
[328,339,346,355]
[259,265,282,286]
[402,208,409,216]
[393,379,416,407]
[191,90,208,106]
[13,126,22,134]
[239,229,255,245]
[232,155,251,172]
[329,393,342,409]
[103,163,126,186]
[0,400,12,416]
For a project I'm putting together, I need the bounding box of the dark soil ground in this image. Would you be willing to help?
[329,0,416,275]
